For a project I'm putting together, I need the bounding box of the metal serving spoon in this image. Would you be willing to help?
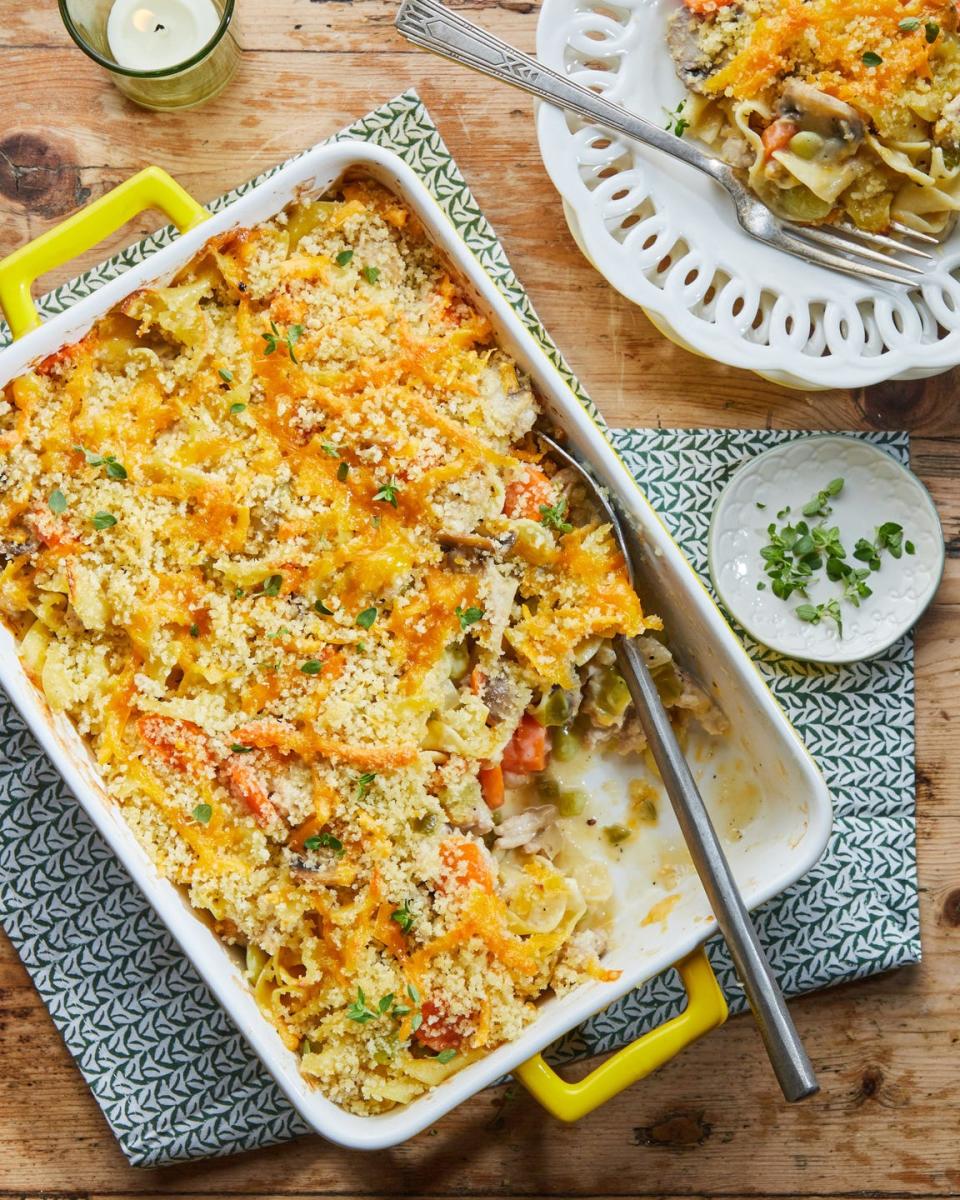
[538,431,819,1103]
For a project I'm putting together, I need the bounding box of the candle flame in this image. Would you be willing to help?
[132,7,159,33]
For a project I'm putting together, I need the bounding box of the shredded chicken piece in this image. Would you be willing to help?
[495,804,558,852]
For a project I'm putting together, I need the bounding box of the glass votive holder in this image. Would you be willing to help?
[59,0,239,111]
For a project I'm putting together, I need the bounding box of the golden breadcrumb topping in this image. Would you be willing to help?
[0,179,672,1113]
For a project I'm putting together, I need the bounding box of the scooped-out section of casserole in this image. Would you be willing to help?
[0,177,725,1114]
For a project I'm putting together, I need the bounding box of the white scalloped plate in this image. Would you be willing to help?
[707,437,944,663]
[535,0,960,390]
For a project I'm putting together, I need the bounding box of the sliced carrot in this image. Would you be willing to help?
[137,714,214,774]
[219,755,278,827]
[27,508,73,550]
[761,118,798,159]
[469,666,487,695]
[503,465,555,519]
[415,996,474,1052]
[501,713,548,774]
[437,838,494,894]
[479,763,505,810]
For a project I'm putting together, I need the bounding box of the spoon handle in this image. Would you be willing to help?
[616,635,819,1102]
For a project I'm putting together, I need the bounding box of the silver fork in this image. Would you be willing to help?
[536,431,818,1103]
[395,0,937,286]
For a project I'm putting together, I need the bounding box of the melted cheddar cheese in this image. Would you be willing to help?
[0,179,666,1114]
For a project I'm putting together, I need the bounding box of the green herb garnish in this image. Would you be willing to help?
[795,599,843,636]
[539,498,573,534]
[356,607,377,630]
[321,441,339,457]
[192,803,213,825]
[314,598,333,615]
[262,573,283,596]
[663,100,689,137]
[435,1049,457,1064]
[48,489,67,514]
[91,511,117,530]
[899,16,920,30]
[356,771,377,798]
[373,476,400,507]
[361,265,380,284]
[335,249,354,267]
[346,987,379,1024]
[925,20,940,42]
[862,50,883,66]
[230,744,254,753]
[390,900,416,933]
[75,444,127,479]
[230,402,247,415]
[801,477,844,518]
[456,605,484,630]
[300,659,323,675]
[854,521,905,569]
[189,623,200,638]
[337,461,349,482]
[304,831,344,856]
[760,519,822,599]
[262,320,304,364]
[218,367,233,383]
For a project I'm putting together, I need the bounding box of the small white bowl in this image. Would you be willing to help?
[707,437,944,663]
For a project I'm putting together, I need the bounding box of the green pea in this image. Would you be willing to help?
[552,726,580,762]
[540,688,573,727]
[787,130,824,160]
[558,789,587,817]
[596,669,631,718]
[604,823,631,846]
[537,776,561,800]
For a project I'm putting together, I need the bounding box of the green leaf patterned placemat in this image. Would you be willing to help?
[0,93,919,1166]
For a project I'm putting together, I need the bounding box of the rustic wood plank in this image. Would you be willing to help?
[1,0,958,1195]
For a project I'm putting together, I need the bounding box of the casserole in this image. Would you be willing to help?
[535,0,960,391]
[0,144,831,1147]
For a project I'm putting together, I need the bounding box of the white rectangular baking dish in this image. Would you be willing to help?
[0,141,831,1148]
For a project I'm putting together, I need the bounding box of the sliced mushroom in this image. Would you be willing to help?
[289,859,341,886]
[777,80,864,159]
[482,674,515,724]
[0,535,38,564]
[440,530,516,571]
[666,12,714,93]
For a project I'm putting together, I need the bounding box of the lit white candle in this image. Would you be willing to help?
[106,0,221,72]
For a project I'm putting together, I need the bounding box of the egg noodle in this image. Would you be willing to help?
[0,178,722,1113]
[668,0,960,232]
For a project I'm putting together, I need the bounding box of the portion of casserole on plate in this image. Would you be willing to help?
[668,0,960,232]
[0,179,723,1113]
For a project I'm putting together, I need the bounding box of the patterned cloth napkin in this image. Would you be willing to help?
[0,93,919,1166]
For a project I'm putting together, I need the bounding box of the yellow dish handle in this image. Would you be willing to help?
[514,948,727,1122]
[0,166,207,342]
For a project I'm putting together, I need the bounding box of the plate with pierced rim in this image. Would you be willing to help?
[535,0,960,391]
[707,436,944,663]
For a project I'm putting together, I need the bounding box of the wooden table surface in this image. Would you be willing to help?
[1,2,958,1197]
